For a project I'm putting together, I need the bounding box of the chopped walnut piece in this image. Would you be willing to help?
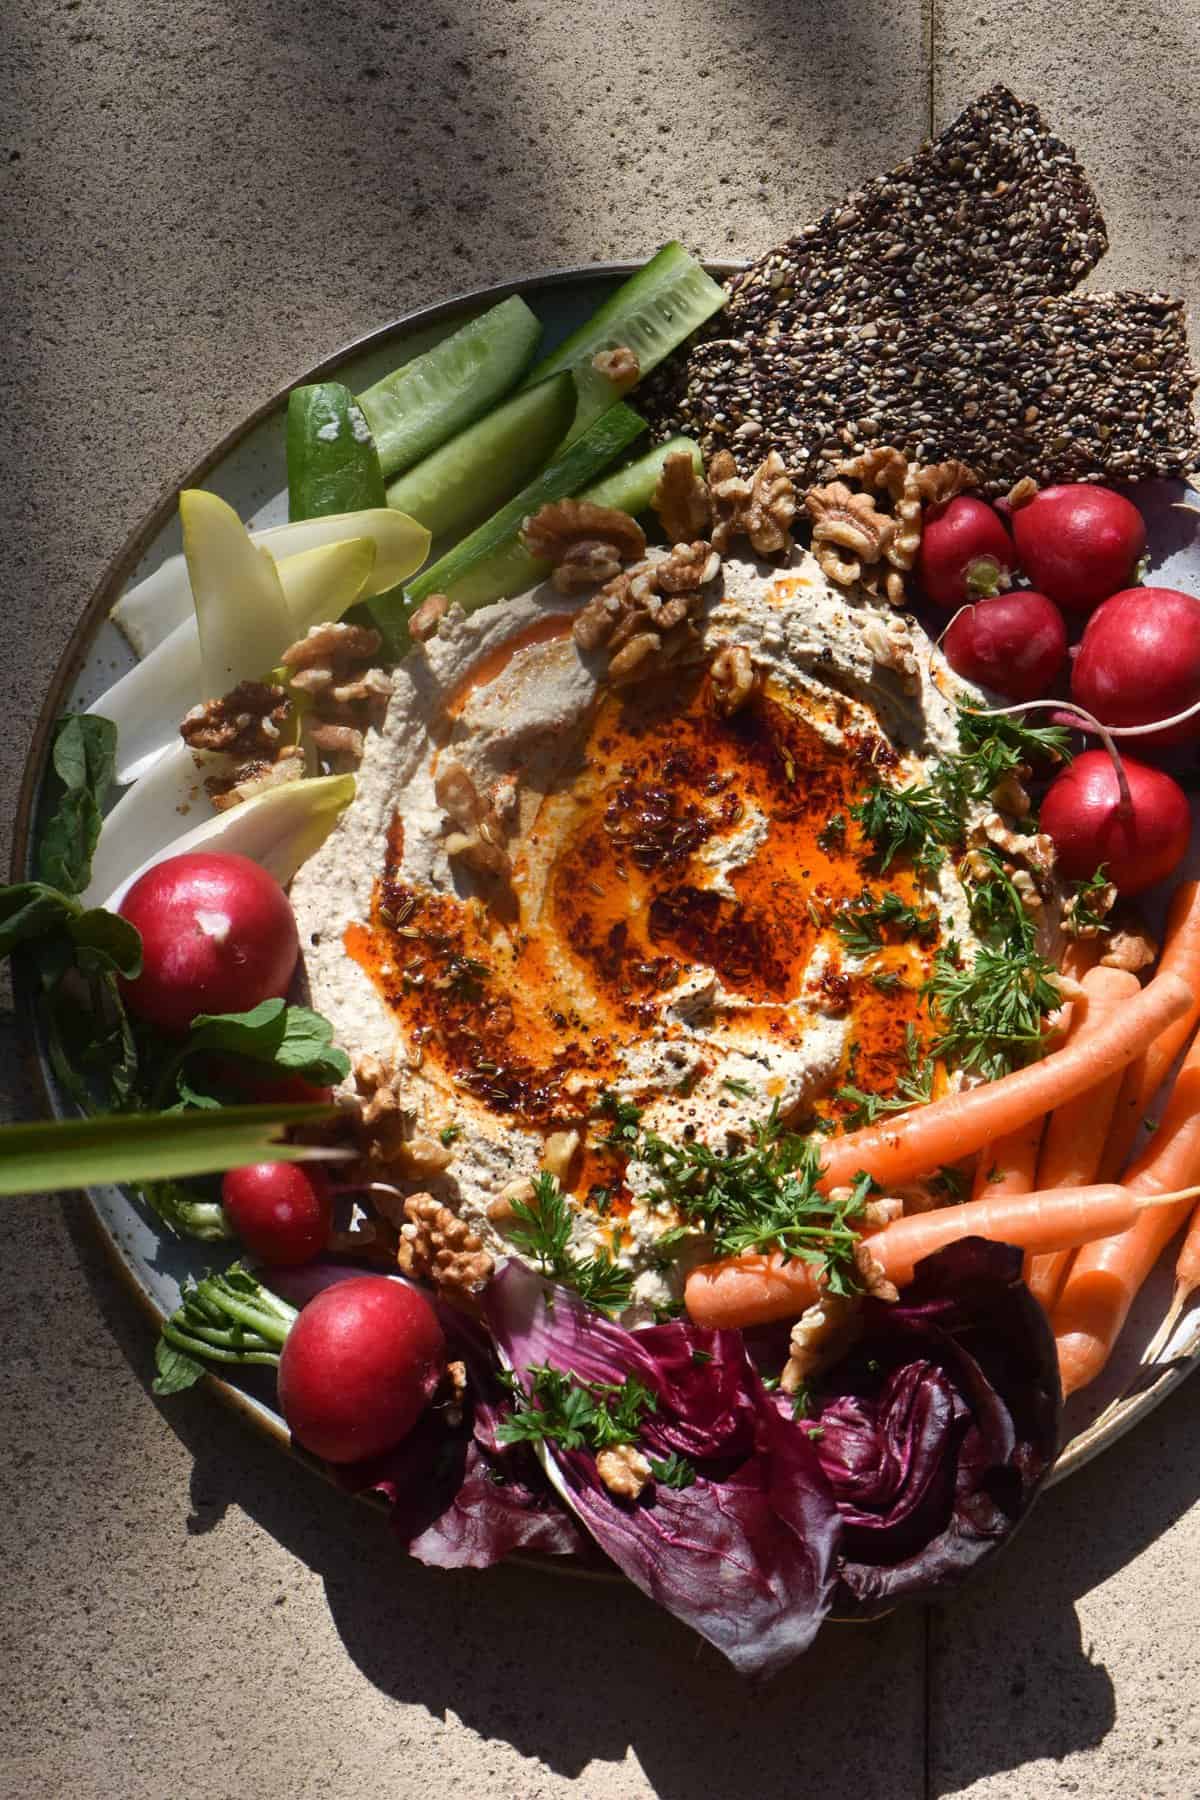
[909,459,977,509]
[592,345,639,391]
[1005,476,1039,513]
[347,1053,454,1178]
[410,591,450,642]
[443,1358,468,1426]
[980,812,1056,876]
[395,1193,494,1300]
[990,770,1032,819]
[861,614,919,692]
[653,450,712,543]
[486,1176,537,1227]
[804,480,894,587]
[207,747,306,812]
[595,1443,652,1501]
[709,449,796,557]
[181,681,290,757]
[804,449,976,604]
[309,722,364,760]
[1099,913,1158,973]
[709,642,758,716]
[573,542,718,686]
[853,1239,900,1303]
[542,1128,581,1185]
[434,759,512,878]
[521,499,646,595]
[281,621,382,673]
[653,539,721,593]
[279,620,390,767]
[781,1291,863,1390]
[1062,879,1118,939]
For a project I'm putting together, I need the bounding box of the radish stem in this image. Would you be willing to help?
[962,695,1134,818]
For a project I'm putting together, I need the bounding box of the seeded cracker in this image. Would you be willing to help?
[641,86,1109,433]
[725,85,1108,338]
[676,293,1199,494]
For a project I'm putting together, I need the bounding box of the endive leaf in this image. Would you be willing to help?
[93,536,378,786]
[181,490,294,698]
[83,741,227,909]
[98,771,355,912]
[0,1103,342,1195]
[110,509,430,657]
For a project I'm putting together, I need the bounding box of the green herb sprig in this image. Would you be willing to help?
[506,1173,634,1315]
[639,1105,871,1294]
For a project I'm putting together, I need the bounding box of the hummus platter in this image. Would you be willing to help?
[11,86,1200,1675]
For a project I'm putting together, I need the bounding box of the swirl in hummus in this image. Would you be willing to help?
[290,549,996,1312]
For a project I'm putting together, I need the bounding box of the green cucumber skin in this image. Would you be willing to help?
[287,384,386,521]
[358,296,541,480]
[429,435,703,616]
[519,244,725,389]
[584,436,702,514]
[385,373,575,542]
[395,402,645,624]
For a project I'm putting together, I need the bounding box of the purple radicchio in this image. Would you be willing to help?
[804,1237,1061,1615]
[267,1261,586,1568]
[483,1259,841,1679]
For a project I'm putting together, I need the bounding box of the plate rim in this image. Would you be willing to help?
[11,258,1197,1509]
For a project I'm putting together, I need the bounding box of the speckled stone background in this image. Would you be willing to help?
[3,4,1199,1796]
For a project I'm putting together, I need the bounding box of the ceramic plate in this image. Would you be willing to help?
[13,264,1200,1489]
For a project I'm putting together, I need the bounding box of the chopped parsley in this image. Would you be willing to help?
[832,889,939,957]
[639,1104,872,1294]
[924,945,1061,1081]
[506,1172,634,1315]
[835,1023,933,1129]
[647,1451,697,1489]
[852,779,962,875]
[496,1365,656,1453]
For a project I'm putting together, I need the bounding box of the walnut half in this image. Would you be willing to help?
[521,499,646,595]
[394,1193,494,1301]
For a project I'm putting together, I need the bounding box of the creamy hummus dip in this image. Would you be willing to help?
[290,549,985,1309]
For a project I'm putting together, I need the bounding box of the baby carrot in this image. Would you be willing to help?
[1027,966,1141,1312]
[1099,881,1200,1183]
[972,1116,1043,1200]
[816,970,1191,1195]
[1139,1199,1200,1368]
[684,1182,1200,1329]
[1053,1024,1200,1397]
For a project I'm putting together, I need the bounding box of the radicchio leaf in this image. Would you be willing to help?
[268,1261,585,1567]
[808,1237,1060,1614]
[484,1260,840,1678]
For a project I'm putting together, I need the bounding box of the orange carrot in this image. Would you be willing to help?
[972,1116,1042,1200]
[1059,937,1102,984]
[1053,1024,1200,1396]
[1099,881,1200,1182]
[816,971,1191,1195]
[1027,966,1141,1311]
[684,1182,1200,1329]
[1140,1198,1200,1367]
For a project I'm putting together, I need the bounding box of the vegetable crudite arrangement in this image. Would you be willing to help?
[12,85,1200,1677]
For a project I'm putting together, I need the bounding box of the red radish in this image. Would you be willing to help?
[1071,587,1200,748]
[942,590,1067,700]
[1011,485,1146,614]
[1039,749,1190,895]
[203,1055,333,1106]
[221,1163,333,1266]
[916,496,1016,608]
[277,1276,445,1463]
[118,851,299,1033]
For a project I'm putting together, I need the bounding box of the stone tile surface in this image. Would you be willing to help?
[4,1,1200,1795]
[932,25,1200,1797]
[2,3,932,1797]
